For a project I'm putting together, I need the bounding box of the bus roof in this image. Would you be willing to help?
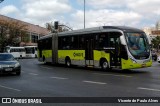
[39,26,144,40]
[24,46,37,48]
[6,46,25,49]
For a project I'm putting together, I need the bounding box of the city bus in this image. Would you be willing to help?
[38,26,152,70]
[4,46,26,58]
[24,46,38,58]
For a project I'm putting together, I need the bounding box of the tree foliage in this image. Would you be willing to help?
[0,18,28,51]
[151,36,160,51]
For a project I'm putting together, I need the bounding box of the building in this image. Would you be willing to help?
[156,20,160,30]
[142,27,157,41]
[0,15,49,46]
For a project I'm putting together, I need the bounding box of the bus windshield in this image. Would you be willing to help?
[126,32,150,59]
[25,48,35,54]
[4,47,9,52]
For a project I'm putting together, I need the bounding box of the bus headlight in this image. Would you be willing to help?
[15,63,20,67]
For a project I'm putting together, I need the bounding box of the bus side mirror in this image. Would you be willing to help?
[120,36,126,45]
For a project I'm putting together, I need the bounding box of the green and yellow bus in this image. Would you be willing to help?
[38,26,152,70]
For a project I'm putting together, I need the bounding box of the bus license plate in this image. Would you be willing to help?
[5,68,13,71]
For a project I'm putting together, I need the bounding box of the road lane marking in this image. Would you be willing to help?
[29,73,38,76]
[83,80,107,85]
[50,77,68,80]
[0,85,21,92]
[93,73,132,78]
[41,66,53,70]
[138,87,160,92]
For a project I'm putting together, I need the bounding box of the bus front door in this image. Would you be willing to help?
[85,38,94,66]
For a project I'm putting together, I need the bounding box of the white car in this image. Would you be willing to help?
[157,56,160,63]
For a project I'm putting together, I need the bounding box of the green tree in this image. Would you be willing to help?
[0,19,27,52]
[151,36,160,51]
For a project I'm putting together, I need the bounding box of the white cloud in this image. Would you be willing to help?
[70,9,142,29]
[1,0,159,29]
[70,0,160,29]
[87,0,128,9]
[87,0,160,16]
[18,0,72,26]
[0,5,19,15]
[128,0,160,16]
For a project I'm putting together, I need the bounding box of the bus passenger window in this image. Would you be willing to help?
[95,34,109,49]
[79,37,85,50]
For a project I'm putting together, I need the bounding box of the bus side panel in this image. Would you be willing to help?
[121,58,152,69]
[58,50,85,65]
[93,50,110,67]
[42,50,52,62]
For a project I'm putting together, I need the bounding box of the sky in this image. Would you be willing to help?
[0,0,160,30]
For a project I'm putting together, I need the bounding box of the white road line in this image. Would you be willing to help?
[21,71,25,73]
[138,87,160,92]
[29,73,38,76]
[93,73,132,78]
[83,80,107,85]
[50,77,68,80]
[41,66,53,70]
[0,85,21,92]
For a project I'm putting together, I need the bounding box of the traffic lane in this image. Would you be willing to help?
[1,71,159,97]
[20,59,160,94]
[0,72,149,97]
[20,59,160,81]
[35,61,160,97]
[1,59,160,97]
[34,61,160,88]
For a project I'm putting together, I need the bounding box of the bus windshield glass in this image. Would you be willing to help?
[25,48,35,54]
[126,32,150,59]
[4,47,9,52]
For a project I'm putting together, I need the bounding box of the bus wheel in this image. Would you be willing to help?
[100,60,109,70]
[65,58,71,67]
[43,56,46,64]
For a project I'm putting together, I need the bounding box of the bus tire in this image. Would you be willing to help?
[65,57,71,67]
[20,55,22,59]
[35,54,37,58]
[100,59,109,70]
[43,56,47,64]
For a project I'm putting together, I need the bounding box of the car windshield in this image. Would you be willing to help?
[0,54,15,61]
[126,32,150,59]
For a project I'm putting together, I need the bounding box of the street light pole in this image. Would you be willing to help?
[84,0,85,29]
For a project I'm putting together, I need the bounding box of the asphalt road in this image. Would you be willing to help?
[0,59,160,98]
[1,60,160,106]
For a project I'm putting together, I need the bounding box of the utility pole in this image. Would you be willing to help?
[84,0,85,29]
